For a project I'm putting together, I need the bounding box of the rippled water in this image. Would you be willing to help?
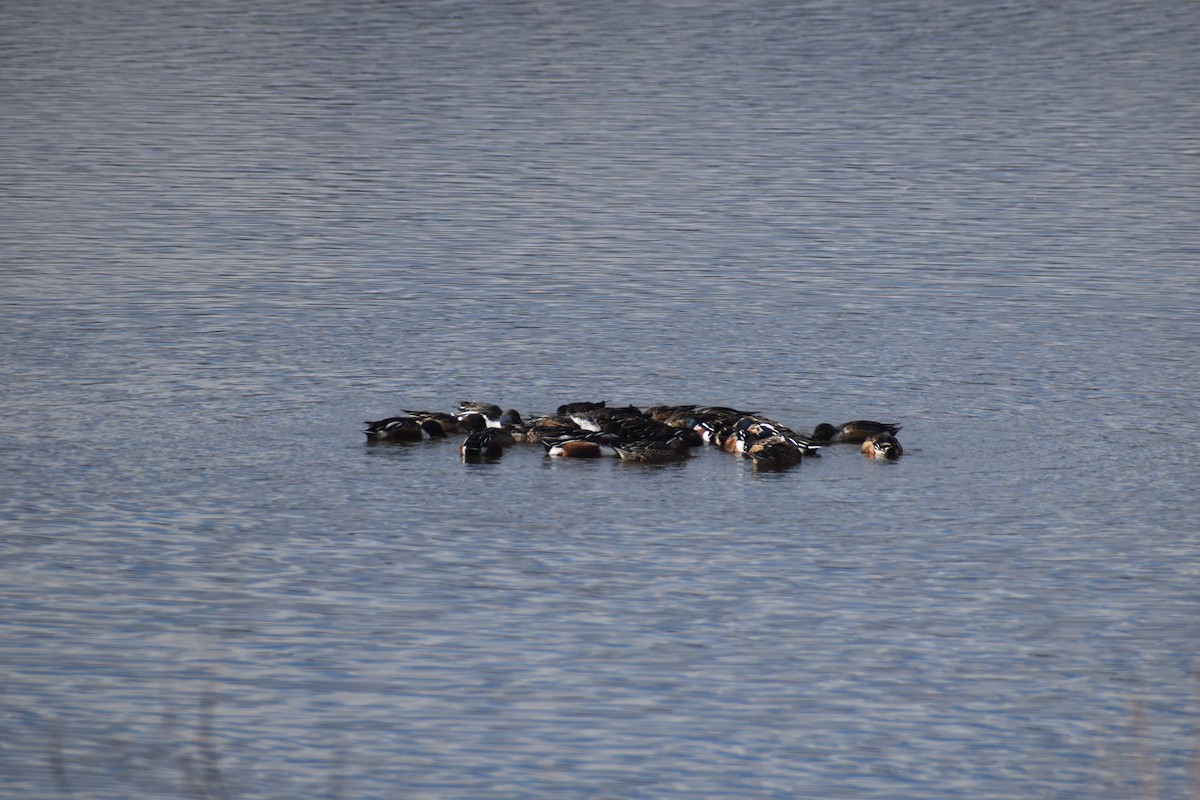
[2,1,1198,798]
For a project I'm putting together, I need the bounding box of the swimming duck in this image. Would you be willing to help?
[722,424,753,455]
[512,415,582,445]
[461,430,507,459]
[603,415,688,444]
[811,420,902,444]
[483,426,516,447]
[568,405,642,432]
[457,402,503,424]
[694,418,734,448]
[497,408,523,427]
[402,410,461,435]
[643,404,724,431]
[695,405,760,420]
[557,400,607,415]
[458,413,489,434]
[653,404,757,427]
[543,431,619,458]
[738,416,821,455]
[643,404,697,424]
[364,416,446,442]
[458,409,521,433]
[746,434,804,469]
[613,438,690,463]
[861,433,903,460]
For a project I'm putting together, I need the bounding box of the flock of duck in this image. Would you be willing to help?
[365,401,903,468]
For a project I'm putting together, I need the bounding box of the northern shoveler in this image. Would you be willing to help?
[459,409,521,432]
[649,405,759,434]
[483,427,516,447]
[568,405,641,432]
[496,408,523,428]
[457,402,503,423]
[557,400,607,415]
[746,434,804,469]
[512,415,582,445]
[613,438,690,463]
[543,432,618,458]
[461,430,507,459]
[694,419,732,448]
[643,404,697,424]
[707,417,766,454]
[722,424,752,455]
[603,415,689,444]
[458,413,489,434]
[524,413,578,428]
[738,416,821,456]
[694,405,760,421]
[811,420,902,444]
[364,416,446,442]
[861,433,904,460]
[402,410,461,435]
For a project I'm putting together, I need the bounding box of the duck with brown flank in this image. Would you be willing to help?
[861,433,903,460]
[543,431,619,458]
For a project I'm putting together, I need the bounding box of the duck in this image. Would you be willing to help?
[457,402,504,425]
[364,415,446,442]
[703,416,765,454]
[635,406,715,445]
[568,405,642,432]
[457,408,521,432]
[738,416,821,456]
[708,414,820,458]
[861,433,904,460]
[402,410,461,435]
[694,419,729,447]
[457,412,489,434]
[523,412,578,428]
[491,409,525,430]
[512,415,582,445]
[613,438,690,463]
[543,431,619,458]
[746,434,804,469]
[652,404,757,426]
[682,407,765,449]
[722,424,753,455]
[643,404,696,423]
[461,429,507,459]
[642,404,712,430]
[557,400,607,415]
[811,420,902,444]
[603,415,688,444]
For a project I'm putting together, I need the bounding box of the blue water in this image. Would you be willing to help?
[2,1,1198,798]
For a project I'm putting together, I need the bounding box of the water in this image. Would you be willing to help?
[2,1,1198,797]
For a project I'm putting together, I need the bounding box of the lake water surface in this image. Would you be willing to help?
[2,1,1198,798]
